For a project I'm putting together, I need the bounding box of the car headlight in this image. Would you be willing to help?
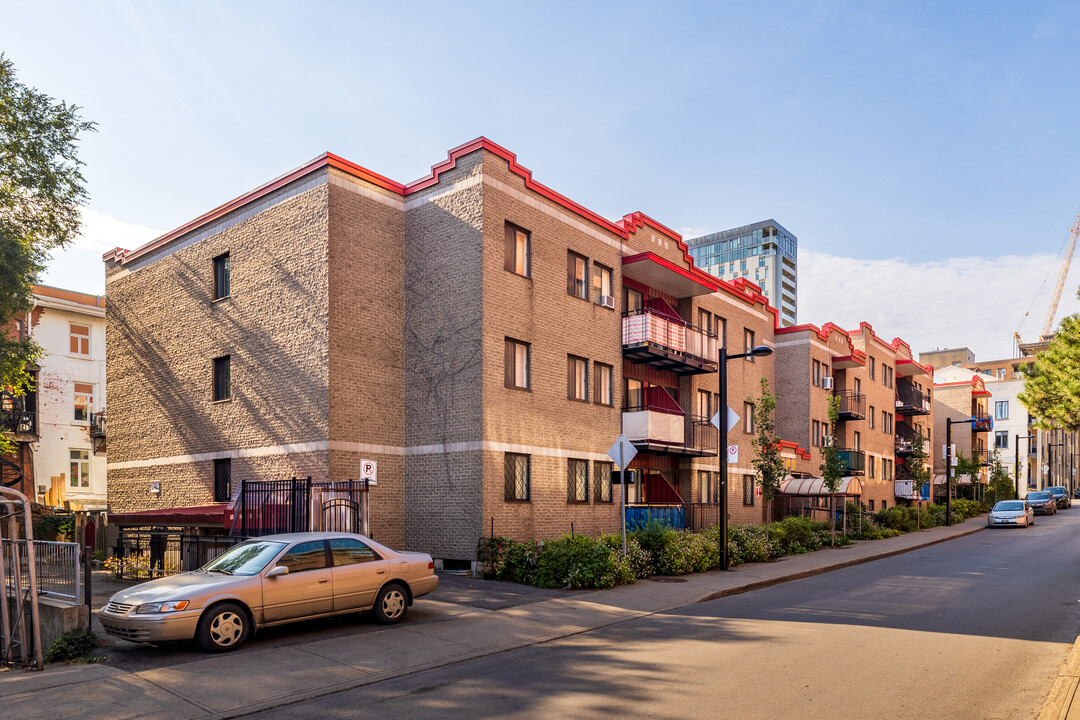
[135,600,190,614]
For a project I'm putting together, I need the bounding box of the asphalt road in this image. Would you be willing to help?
[243,511,1080,720]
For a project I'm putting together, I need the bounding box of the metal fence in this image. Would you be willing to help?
[234,478,370,537]
[2,539,82,603]
[111,529,244,580]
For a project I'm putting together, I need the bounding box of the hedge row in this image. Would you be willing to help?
[477,503,989,590]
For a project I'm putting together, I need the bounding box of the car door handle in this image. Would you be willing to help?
[377,570,386,574]
[318,578,329,584]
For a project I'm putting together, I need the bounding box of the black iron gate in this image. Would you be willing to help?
[234,478,369,537]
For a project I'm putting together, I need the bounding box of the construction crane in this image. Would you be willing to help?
[1040,210,1080,340]
[1014,209,1080,355]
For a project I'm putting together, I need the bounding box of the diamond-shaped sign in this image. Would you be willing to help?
[607,435,638,469]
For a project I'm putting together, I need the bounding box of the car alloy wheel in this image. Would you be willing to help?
[374,584,407,624]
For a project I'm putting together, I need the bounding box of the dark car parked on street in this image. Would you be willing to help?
[1026,491,1058,515]
[1046,486,1072,509]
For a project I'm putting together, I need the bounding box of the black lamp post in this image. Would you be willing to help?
[718,344,774,570]
[1016,434,1035,499]
[1048,441,1064,488]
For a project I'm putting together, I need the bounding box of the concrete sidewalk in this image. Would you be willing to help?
[1,518,986,720]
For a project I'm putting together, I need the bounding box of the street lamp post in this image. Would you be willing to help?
[1048,441,1064,488]
[718,344,774,570]
[1016,433,1035,499]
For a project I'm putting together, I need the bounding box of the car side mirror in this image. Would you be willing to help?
[266,565,289,579]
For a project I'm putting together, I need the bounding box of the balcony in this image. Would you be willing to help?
[894,421,928,457]
[971,413,993,433]
[894,479,930,501]
[0,406,36,436]
[835,390,866,421]
[622,308,718,375]
[837,448,866,475]
[623,406,717,457]
[895,383,931,415]
[90,410,107,438]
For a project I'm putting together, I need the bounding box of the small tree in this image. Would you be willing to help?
[987,449,1013,503]
[748,378,786,538]
[906,430,932,530]
[1018,293,1080,435]
[819,396,845,546]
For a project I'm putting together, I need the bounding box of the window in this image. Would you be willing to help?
[854,378,861,395]
[812,360,822,387]
[69,324,90,356]
[853,431,861,450]
[214,458,231,503]
[213,355,231,401]
[996,368,1006,380]
[625,378,644,409]
[213,252,230,300]
[868,499,875,511]
[625,288,644,313]
[744,329,755,361]
[882,409,888,433]
[995,431,1009,449]
[504,223,531,277]
[330,538,380,565]
[505,453,530,501]
[568,458,589,503]
[568,355,588,401]
[69,449,90,488]
[504,339,530,390]
[697,389,711,419]
[74,383,93,422]
[881,500,887,510]
[278,540,328,573]
[15,318,25,342]
[812,420,821,446]
[594,363,613,405]
[887,366,894,388]
[744,402,754,433]
[869,406,875,429]
[595,264,613,305]
[887,413,893,433]
[882,365,891,387]
[594,461,613,503]
[567,252,588,299]
[743,475,755,506]
[995,401,1009,420]
[869,357,876,380]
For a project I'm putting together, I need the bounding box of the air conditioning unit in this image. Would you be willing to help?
[822,436,833,447]
[37,485,47,495]
[600,295,615,309]
[822,377,834,390]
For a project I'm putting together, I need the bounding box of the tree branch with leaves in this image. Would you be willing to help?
[749,378,786,539]
[819,395,845,546]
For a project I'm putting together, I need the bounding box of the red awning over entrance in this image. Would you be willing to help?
[110,504,230,527]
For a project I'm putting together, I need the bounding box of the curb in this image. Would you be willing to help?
[697,524,986,603]
[1040,636,1080,720]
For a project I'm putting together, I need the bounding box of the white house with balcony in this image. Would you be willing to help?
[24,285,108,510]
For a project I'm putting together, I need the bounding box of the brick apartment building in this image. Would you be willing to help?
[932,366,994,496]
[102,138,934,563]
[774,322,934,513]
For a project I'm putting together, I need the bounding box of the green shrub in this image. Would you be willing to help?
[769,516,828,555]
[600,534,652,580]
[727,524,774,566]
[500,540,543,585]
[535,535,623,589]
[45,629,97,663]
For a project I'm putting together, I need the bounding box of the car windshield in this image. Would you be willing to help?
[202,540,286,576]
[1027,492,1051,501]
[1048,487,1065,495]
[994,501,1024,511]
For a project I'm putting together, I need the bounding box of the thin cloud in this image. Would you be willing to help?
[798,249,1080,361]
[39,211,161,294]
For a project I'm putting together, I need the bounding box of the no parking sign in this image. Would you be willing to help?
[360,460,378,485]
[727,444,739,464]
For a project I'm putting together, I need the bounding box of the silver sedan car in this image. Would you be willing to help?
[987,500,1035,528]
[100,532,438,652]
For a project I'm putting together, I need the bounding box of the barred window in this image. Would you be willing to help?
[743,474,755,506]
[568,458,589,503]
[505,453,530,502]
[214,458,232,503]
[594,461,613,503]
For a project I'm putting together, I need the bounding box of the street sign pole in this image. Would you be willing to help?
[719,346,728,570]
[620,443,626,556]
[945,418,952,526]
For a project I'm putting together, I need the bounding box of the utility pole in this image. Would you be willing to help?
[945,418,953,526]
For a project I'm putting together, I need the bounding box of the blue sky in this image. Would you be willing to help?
[4,0,1080,359]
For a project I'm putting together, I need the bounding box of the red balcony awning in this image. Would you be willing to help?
[896,359,932,377]
[622,253,716,298]
[110,504,229,527]
[831,355,866,369]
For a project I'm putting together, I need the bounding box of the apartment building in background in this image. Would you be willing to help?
[932,366,994,497]
[0,285,107,509]
[774,321,934,513]
[686,220,798,327]
[920,346,975,368]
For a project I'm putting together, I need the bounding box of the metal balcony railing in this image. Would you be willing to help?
[971,413,993,433]
[622,308,718,375]
[0,406,36,435]
[835,390,866,420]
[837,448,866,475]
[622,404,718,457]
[894,421,928,456]
[895,383,931,415]
[90,410,107,438]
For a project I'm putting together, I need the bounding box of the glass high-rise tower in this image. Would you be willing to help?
[686,219,797,326]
